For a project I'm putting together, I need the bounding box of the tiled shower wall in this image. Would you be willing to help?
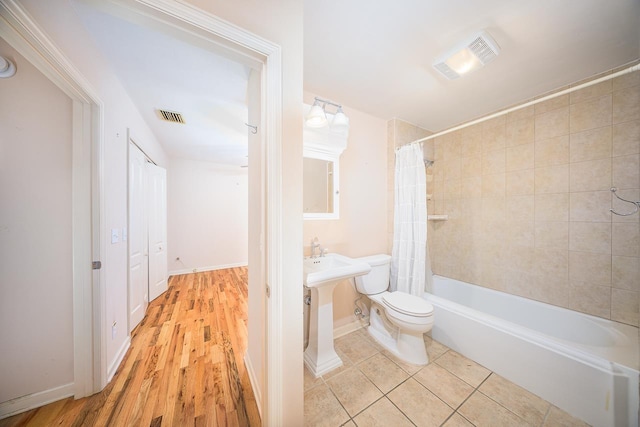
[425,69,639,326]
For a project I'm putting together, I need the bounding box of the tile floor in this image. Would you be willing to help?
[304,329,590,427]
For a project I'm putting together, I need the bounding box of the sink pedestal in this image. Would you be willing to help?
[304,282,342,377]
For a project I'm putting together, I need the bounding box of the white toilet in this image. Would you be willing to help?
[355,254,434,365]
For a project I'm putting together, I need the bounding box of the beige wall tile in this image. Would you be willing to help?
[535,165,569,194]
[568,284,611,318]
[535,221,569,250]
[504,269,536,299]
[534,248,569,281]
[569,190,611,222]
[506,195,535,220]
[611,288,639,326]
[535,193,569,221]
[570,80,612,104]
[506,116,535,147]
[461,155,482,178]
[613,120,640,156]
[569,158,611,192]
[612,256,640,291]
[482,148,506,175]
[612,154,640,189]
[535,106,569,140]
[482,173,506,198]
[532,274,569,307]
[613,86,640,124]
[460,177,482,199]
[569,250,612,286]
[443,157,462,181]
[459,125,483,156]
[507,105,535,122]
[535,94,569,115]
[612,71,640,91]
[505,244,535,272]
[444,178,462,200]
[612,223,640,256]
[506,169,535,196]
[569,126,612,162]
[570,95,612,133]
[535,135,569,167]
[506,143,534,171]
[569,222,611,254]
[482,123,507,152]
[507,220,535,247]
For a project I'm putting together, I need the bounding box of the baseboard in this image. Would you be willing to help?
[243,352,262,418]
[0,382,74,420]
[334,319,366,339]
[169,262,248,277]
[107,337,131,383]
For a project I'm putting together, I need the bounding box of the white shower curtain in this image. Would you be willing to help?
[391,142,432,296]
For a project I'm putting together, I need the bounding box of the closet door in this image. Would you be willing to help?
[147,162,168,302]
[129,142,148,331]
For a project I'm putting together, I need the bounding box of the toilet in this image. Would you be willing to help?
[355,254,434,365]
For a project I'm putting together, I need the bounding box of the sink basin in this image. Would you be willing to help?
[303,253,371,288]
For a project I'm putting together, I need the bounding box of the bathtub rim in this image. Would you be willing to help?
[426,275,639,373]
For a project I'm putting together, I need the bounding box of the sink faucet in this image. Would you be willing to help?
[310,237,320,258]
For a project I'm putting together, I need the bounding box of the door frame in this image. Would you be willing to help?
[0,0,286,423]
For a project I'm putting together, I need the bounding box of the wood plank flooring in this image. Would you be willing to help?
[1,268,261,427]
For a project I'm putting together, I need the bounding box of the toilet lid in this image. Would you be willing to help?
[382,292,433,317]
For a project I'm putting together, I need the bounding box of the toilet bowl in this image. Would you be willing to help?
[355,254,434,365]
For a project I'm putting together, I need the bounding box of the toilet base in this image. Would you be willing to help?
[367,303,429,366]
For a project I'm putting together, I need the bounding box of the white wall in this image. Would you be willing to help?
[19,0,168,383]
[167,158,248,275]
[0,40,74,403]
[303,92,389,331]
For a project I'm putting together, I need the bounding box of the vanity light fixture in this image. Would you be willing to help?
[0,55,16,78]
[305,97,349,130]
[432,30,500,80]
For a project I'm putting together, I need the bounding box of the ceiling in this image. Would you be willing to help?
[305,0,640,132]
[74,1,639,164]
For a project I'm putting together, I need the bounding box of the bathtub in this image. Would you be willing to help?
[424,275,639,427]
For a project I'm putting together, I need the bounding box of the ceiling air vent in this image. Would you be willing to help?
[432,30,501,80]
[157,109,185,124]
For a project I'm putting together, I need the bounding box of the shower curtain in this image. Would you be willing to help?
[391,142,433,296]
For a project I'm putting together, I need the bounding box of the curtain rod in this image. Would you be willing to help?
[404,62,640,147]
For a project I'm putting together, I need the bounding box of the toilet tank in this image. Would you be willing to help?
[354,254,392,295]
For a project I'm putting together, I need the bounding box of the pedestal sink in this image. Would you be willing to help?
[303,253,371,377]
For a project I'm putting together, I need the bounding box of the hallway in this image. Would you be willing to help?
[0,268,261,426]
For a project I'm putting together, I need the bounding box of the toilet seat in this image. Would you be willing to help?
[382,292,433,317]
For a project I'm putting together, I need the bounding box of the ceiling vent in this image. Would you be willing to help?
[432,30,501,80]
[157,109,185,124]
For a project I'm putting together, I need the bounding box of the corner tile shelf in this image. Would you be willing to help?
[427,215,448,221]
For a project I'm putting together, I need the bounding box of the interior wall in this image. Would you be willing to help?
[19,0,169,379]
[184,1,304,423]
[303,93,388,331]
[427,69,640,326]
[0,39,74,405]
[167,158,248,275]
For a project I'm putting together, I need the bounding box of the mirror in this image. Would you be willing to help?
[303,156,338,219]
[303,103,348,220]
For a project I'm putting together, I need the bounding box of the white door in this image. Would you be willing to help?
[129,142,148,331]
[147,162,168,302]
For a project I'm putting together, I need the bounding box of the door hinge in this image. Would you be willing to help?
[92,261,102,270]
[266,284,270,298]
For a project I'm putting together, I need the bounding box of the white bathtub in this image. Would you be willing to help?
[425,275,639,427]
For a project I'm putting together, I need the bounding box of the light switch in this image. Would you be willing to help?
[111,228,120,244]
[122,227,128,242]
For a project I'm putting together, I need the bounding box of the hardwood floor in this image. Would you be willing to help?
[1,268,261,427]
